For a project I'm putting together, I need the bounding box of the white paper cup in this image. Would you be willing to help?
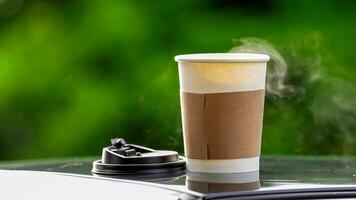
[175,53,270,173]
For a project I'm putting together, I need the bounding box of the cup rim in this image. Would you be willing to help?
[174,53,270,63]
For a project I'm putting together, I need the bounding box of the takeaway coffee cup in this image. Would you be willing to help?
[175,53,270,173]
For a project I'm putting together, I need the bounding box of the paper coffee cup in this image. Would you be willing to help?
[175,53,270,173]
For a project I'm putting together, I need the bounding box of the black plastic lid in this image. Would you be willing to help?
[92,138,186,176]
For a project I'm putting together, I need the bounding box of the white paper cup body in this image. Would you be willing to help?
[187,171,260,184]
[175,53,270,173]
[175,53,269,94]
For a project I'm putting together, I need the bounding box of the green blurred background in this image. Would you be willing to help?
[0,0,355,160]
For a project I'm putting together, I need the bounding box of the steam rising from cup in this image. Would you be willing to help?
[229,35,356,155]
[230,37,306,100]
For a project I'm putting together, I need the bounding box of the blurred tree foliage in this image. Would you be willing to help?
[0,0,355,160]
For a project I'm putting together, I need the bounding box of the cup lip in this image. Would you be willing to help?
[174,53,270,63]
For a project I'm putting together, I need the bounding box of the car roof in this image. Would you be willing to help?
[2,156,356,199]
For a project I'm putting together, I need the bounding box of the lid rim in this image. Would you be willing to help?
[92,159,186,175]
[174,53,270,63]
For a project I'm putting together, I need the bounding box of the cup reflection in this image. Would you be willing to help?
[186,171,260,193]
